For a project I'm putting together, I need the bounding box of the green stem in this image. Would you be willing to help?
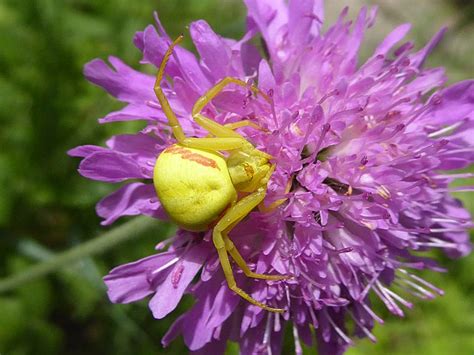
[0,216,160,294]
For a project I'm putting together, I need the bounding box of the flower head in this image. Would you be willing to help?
[70,1,473,354]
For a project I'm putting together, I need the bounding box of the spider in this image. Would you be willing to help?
[153,35,289,313]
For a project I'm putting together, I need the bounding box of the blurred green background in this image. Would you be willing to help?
[0,0,473,354]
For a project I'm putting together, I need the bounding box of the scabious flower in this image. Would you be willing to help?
[70,1,474,354]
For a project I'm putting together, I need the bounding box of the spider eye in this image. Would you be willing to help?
[243,163,254,177]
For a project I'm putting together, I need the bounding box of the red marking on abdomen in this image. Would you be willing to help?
[165,145,220,170]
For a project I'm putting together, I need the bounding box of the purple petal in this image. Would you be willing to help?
[149,243,211,319]
[106,133,162,161]
[134,25,176,70]
[134,23,210,96]
[427,80,474,125]
[288,0,324,45]
[341,7,368,74]
[67,145,108,158]
[98,102,165,124]
[84,57,155,103]
[373,23,411,56]
[257,59,276,93]
[404,67,446,95]
[96,182,162,225]
[244,0,288,57]
[410,27,447,68]
[190,337,228,355]
[78,151,151,183]
[190,20,232,80]
[104,249,180,303]
[240,42,262,76]
[163,271,243,350]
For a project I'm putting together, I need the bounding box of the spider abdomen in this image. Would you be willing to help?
[153,144,237,231]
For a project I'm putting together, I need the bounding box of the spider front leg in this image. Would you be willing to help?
[153,36,247,149]
[223,235,288,281]
[259,174,293,213]
[190,75,270,140]
[192,77,271,119]
[213,188,287,313]
[154,36,272,158]
[223,120,267,132]
[154,36,256,150]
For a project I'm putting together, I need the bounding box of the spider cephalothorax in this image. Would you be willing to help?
[153,36,289,313]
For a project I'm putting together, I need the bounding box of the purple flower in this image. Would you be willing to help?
[70,1,474,354]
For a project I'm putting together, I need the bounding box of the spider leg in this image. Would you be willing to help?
[154,37,272,158]
[153,37,250,151]
[204,120,266,138]
[224,120,266,131]
[154,35,187,143]
[192,77,270,119]
[203,119,267,137]
[213,188,285,313]
[259,174,293,213]
[187,113,272,159]
[218,212,288,281]
[223,234,289,281]
[190,77,271,149]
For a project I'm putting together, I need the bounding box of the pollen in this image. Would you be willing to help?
[377,185,391,199]
[243,162,254,177]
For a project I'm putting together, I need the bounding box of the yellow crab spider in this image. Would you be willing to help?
[153,35,289,313]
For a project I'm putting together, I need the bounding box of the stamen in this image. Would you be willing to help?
[429,227,471,233]
[152,256,180,274]
[329,106,364,121]
[390,226,430,234]
[301,123,331,163]
[382,97,412,114]
[292,323,303,355]
[405,104,432,126]
[431,217,470,225]
[171,262,184,288]
[376,185,391,199]
[441,148,474,155]
[393,280,431,299]
[300,270,325,288]
[324,309,353,345]
[375,66,398,82]
[358,271,382,301]
[361,302,384,324]
[435,173,474,180]
[285,284,292,309]
[414,240,459,249]
[318,89,339,104]
[267,89,279,129]
[263,313,273,355]
[308,305,318,327]
[274,312,282,332]
[348,310,377,343]
[395,279,435,300]
[398,269,444,295]
[373,281,404,316]
[413,139,449,154]
[330,247,354,254]
[155,235,178,250]
[447,187,474,193]
[300,112,320,155]
[382,285,413,309]
[412,201,470,223]
[146,100,161,109]
[427,119,467,138]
